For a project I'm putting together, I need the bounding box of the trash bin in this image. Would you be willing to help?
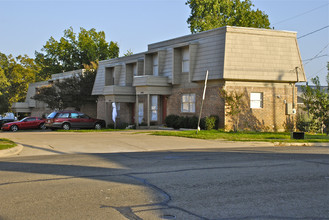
[292,132,304,139]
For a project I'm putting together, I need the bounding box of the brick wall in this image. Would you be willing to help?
[224,83,297,132]
[167,85,225,128]
[116,102,133,125]
[96,96,106,122]
[80,102,97,118]
[165,82,297,131]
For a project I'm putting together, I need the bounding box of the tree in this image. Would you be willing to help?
[35,27,119,80]
[32,62,98,111]
[32,85,60,110]
[302,76,329,133]
[0,52,39,113]
[186,0,271,33]
[219,88,244,132]
[124,49,133,57]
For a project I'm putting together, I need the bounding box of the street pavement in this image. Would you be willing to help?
[0,131,328,220]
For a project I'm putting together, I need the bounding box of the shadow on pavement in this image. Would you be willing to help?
[0,147,329,219]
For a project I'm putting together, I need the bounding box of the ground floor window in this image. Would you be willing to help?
[250,92,263,108]
[138,103,143,124]
[151,95,158,121]
[181,93,195,113]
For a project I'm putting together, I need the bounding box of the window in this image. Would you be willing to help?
[132,63,137,76]
[250,92,263,108]
[182,47,189,72]
[181,94,196,113]
[138,103,144,124]
[57,113,70,118]
[153,53,158,76]
[151,95,158,121]
[105,67,114,86]
[78,113,90,119]
[71,113,79,118]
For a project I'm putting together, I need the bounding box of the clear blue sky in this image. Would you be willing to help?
[0,0,328,84]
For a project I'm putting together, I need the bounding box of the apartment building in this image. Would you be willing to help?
[92,26,306,131]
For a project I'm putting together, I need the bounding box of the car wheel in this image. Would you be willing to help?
[10,125,18,132]
[94,123,102,130]
[62,123,71,130]
[39,123,46,130]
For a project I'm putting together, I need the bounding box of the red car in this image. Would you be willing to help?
[1,117,46,132]
[45,110,105,130]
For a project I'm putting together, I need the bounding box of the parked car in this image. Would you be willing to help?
[0,112,17,127]
[1,117,46,132]
[45,110,105,130]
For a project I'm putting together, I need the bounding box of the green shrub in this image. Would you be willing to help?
[173,117,183,130]
[165,115,180,128]
[188,116,198,129]
[165,115,219,130]
[205,116,217,130]
[297,113,321,132]
[211,115,219,129]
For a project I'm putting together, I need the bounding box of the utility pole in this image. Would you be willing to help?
[196,70,209,134]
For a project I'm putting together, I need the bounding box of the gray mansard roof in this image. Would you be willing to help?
[92,26,306,95]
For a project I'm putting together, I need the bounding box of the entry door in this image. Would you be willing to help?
[138,103,143,124]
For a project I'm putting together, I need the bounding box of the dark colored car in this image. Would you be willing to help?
[45,110,105,130]
[1,117,46,132]
[0,118,15,127]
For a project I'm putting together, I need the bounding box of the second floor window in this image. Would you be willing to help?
[105,67,114,86]
[153,53,158,76]
[182,47,189,72]
[133,63,137,76]
[181,93,195,113]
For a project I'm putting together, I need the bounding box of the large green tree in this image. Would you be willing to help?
[0,53,39,113]
[35,27,119,81]
[186,0,271,33]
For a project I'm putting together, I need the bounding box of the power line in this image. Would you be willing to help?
[307,65,328,80]
[303,54,329,62]
[303,44,329,66]
[273,3,329,25]
[298,25,329,39]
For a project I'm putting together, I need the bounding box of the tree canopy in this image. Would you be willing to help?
[0,27,118,113]
[186,0,271,33]
[35,27,119,81]
[0,53,39,113]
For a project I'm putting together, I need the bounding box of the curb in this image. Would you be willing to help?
[0,144,24,157]
[273,142,329,147]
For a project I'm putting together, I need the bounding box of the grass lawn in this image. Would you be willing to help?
[151,130,329,143]
[56,129,126,132]
[0,138,17,150]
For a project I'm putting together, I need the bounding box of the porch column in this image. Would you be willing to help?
[105,101,109,127]
[147,94,150,127]
[135,95,139,128]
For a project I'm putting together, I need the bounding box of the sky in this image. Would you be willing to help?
[0,0,328,85]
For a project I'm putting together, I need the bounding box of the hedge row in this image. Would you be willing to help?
[165,114,219,130]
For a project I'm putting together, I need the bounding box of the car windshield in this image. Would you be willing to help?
[19,117,28,122]
[47,112,57,119]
